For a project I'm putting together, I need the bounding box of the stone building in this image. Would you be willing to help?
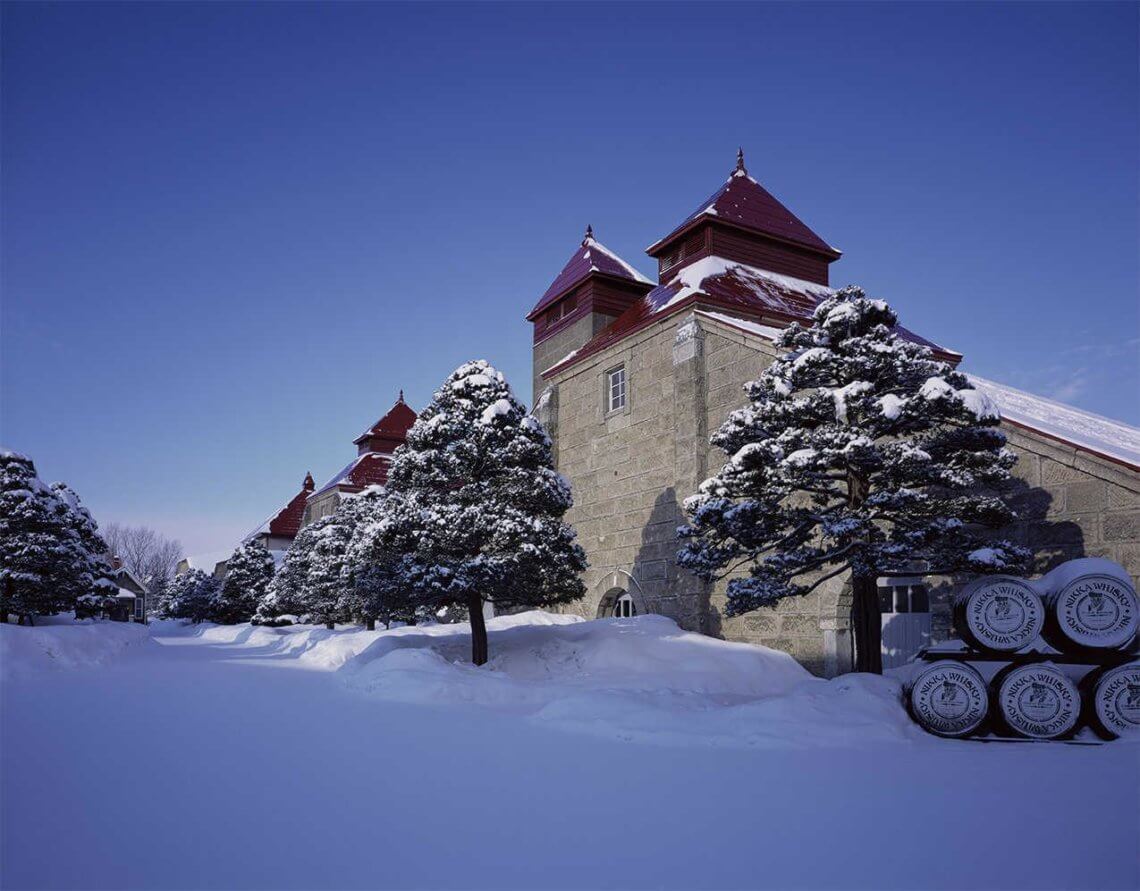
[529,151,1140,676]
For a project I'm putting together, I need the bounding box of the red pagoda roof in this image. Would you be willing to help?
[353,393,418,451]
[543,257,960,378]
[527,227,652,321]
[244,471,315,543]
[647,151,840,260]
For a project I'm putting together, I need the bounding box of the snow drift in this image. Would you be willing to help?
[160,611,924,748]
[0,618,151,679]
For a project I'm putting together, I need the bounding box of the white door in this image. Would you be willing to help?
[879,578,932,669]
[614,592,636,618]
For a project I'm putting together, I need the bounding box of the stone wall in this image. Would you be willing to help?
[544,308,1139,678]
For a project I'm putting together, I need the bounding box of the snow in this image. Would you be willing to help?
[180,549,231,574]
[582,236,652,284]
[0,618,150,678]
[969,373,1140,467]
[698,310,784,341]
[478,397,512,425]
[878,392,907,420]
[2,612,1137,890]
[661,256,833,314]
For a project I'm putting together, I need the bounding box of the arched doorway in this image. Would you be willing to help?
[592,571,649,620]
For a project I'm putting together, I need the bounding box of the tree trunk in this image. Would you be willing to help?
[467,594,488,666]
[325,621,334,631]
[366,617,376,631]
[852,574,882,674]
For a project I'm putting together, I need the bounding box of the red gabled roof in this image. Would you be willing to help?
[543,258,960,378]
[245,472,315,543]
[311,453,392,499]
[527,227,653,321]
[647,151,840,259]
[353,393,418,449]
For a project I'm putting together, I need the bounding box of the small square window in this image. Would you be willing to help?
[606,366,626,413]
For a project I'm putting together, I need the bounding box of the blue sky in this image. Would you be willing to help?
[3,2,1137,556]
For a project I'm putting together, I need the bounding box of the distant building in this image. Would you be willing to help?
[177,393,416,578]
[530,150,1140,676]
[79,557,148,622]
[243,472,316,553]
[303,393,417,525]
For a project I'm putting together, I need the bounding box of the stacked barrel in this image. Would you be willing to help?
[906,558,1139,742]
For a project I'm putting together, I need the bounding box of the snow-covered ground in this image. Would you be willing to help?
[2,613,1137,890]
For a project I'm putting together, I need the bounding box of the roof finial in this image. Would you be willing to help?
[397,389,405,403]
[583,224,593,245]
[735,147,747,176]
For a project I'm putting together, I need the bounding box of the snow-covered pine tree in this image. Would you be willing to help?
[381,360,586,664]
[303,514,352,629]
[678,287,1031,673]
[255,520,322,624]
[167,569,219,624]
[214,541,276,624]
[345,487,419,630]
[0,452,93,624]
[52,482,118,606]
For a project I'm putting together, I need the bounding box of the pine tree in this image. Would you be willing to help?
[167,569,219,624]
[0,452,93,624]
[52,482,118,603]
[256,521,320,623]
[380,360,586,664]
[678,287,1031,673]
[215,541,276,624]
[304,515,352,629]
[345,487,419,630]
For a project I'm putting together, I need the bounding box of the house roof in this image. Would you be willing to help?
[243,472,315,543]
[967,375,1140,470]
[543,257,959,377]
[353,394,418,447]
[311,452,392,499]
[646,151,840,259]
[527,227,653,321]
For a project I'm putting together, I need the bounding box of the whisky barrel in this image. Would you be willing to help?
[1081,661,1140,740]
[991,662,1080,739]
[1040,558,1138,653]
[907,661,989,738]
[952,575,1044,653]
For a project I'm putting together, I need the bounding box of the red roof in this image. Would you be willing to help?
[245,472,315,542]
[543,258,960,378]
[527,227,652,321]
[311,453,392,498]
[647,152,839,259]
[353,393,418,451]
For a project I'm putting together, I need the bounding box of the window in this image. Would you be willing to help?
[606,365,627,413]
[614,592,636,618]
[134,596,144,620]
[545,295,578,328]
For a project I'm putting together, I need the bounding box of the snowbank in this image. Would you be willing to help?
[0,620,151,679]
[163,611,921,748]
[340,613,921,747]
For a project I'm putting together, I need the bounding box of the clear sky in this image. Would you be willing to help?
[3,2,1137,557]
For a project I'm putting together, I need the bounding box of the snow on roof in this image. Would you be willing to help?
[543,258,958,378]
[528,232,653,320]
[697,310,785,341]
[115,589,138,599]
[181,550,231,574]
[311,452,392,499]
[968,375,1140,469]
